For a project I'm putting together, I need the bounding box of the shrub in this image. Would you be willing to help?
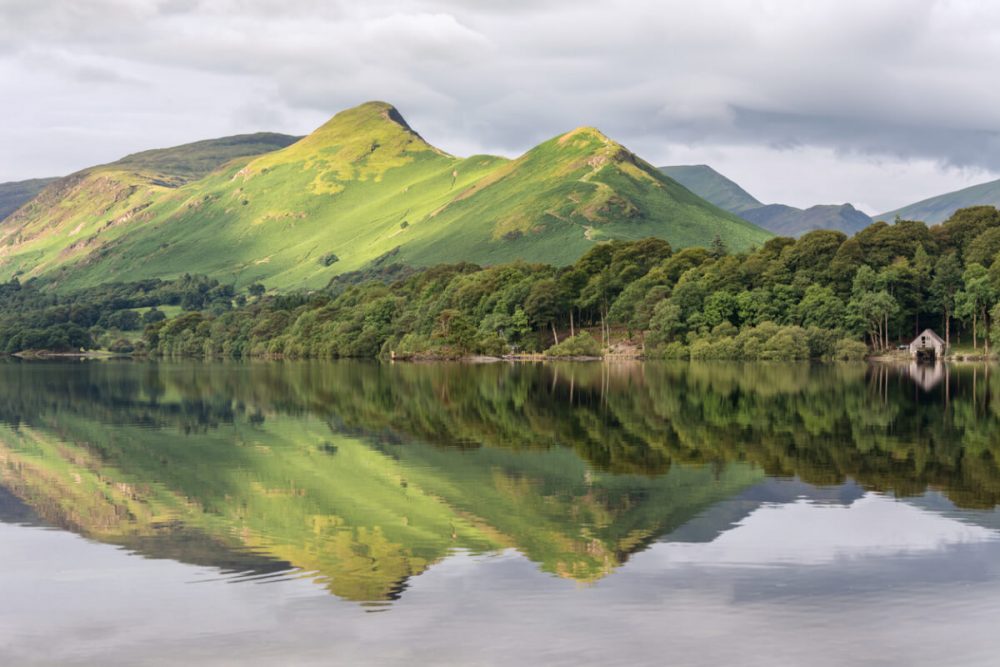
[759,326,810,360]
[805,326,840,359]
[658,341,689,359]
[108,338,135,354]
[97,309,141,331]
[475,333,508,357]
[832,338,868,360]
[143,308,167,325]
[711,321,738,339]
[735,321,781,360]
[690,336,740,360]
[545,332,602,358]
[393,332,437,358]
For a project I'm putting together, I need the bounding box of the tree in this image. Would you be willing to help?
[647,300,683,346]
[966,227,1000,267]
[577,269,615,347]
[524,278,568,345]
[929,253,962,349]
[878,258,921,340]
[796,285,847,331]
[710,234,727,259]
[783,230,846,283]
[848,266,898,351]
[702,291,737,329]
[957,263,997,353]
[936,206,1000,256]
[434,309,476,353]
[143,308,167,325]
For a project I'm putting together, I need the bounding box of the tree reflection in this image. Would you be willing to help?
[0,359,998,602]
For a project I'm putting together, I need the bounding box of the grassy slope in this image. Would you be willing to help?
[3,102,771,290]
[0,178,59,222]
[660,164,762,213]
[397,128,771,269]
[876,179,1000,224]
[0,133,299,283]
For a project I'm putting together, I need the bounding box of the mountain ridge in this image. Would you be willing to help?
[660,164,762,213]
[1,102,771,290]
[876,178,1000,224]
[0,178,60,223]
[661,163,872,237]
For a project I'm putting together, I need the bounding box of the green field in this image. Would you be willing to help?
[1,102,771,291]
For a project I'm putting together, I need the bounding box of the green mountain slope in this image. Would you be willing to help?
[660,164,762,213]
[1,102,771,290]
[0,133,299,282]
[661,163,872,237]
[0,178,59,222]
[876,179,1000,224]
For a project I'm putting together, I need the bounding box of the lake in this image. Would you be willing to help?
[1,359,1000,666]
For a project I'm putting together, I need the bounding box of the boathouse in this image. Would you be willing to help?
[908,329,946,359]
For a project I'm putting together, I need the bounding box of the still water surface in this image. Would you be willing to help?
[1,360,1000,665]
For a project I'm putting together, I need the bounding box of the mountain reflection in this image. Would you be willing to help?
[0,359,998,602]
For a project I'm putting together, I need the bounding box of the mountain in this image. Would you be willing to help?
[876,178,1000,224]
[108,132,303,184]
[0,178,59,222]
[660,164,762,213]
[740,202,872,237]
[661,163,872,237]
[1,102,771,290]
[0,132,300,283]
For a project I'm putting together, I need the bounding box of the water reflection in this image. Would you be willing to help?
[1,359,999,603]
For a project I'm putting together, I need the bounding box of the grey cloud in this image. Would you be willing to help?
[2,0,999,209]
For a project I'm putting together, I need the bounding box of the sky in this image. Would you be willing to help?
[2,0,1000,213]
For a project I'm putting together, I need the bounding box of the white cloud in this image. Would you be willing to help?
[638,493,998,567]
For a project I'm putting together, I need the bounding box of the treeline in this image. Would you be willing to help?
[144,205,1000,360]
[6,205,1000,359]
[0,274,234,353]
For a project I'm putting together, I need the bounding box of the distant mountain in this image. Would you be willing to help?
[661,164,872,237]
[0,178,59,222]
[108,132,302,185]
[740,202,872,237]
[660,164,762,213]
[876,178,1000,224]
[2,102,771,290]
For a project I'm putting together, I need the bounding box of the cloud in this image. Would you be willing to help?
[644,494,998,567]
[2,0,999,210]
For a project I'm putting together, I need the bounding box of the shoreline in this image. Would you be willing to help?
[12,350,127,360]
[10,349,1000,364]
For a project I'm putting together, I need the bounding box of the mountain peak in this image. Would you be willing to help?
[552,126,644,170]
[312,101,421,139]
[563,125,606,137]
[558,126,617,146]
[252,101,444,173]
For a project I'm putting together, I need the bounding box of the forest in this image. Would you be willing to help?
[4,205,1000,360]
